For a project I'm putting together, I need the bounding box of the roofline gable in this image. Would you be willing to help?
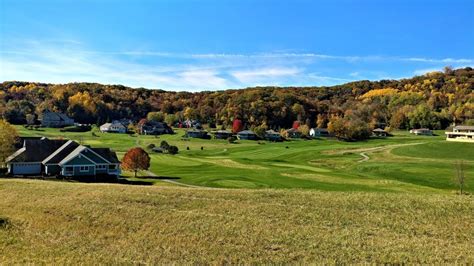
[59,146,97,166]
[42,140,75,164]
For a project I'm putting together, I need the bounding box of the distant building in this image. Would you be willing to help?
[212,130,233,139]
[237,130,258,140]
[139,121,174,135]
[410,128,433,136]
[100,121,127,133]
[286,128,302,139]
[186,129,210,139]
[40,110,74,128]
[265,130,282,141]
[310,128,331,137]
[6,138,120,177]
[445,125,474,143]
[372,128,388,137]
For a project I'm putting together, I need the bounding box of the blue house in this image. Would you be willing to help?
[6,138,120,177]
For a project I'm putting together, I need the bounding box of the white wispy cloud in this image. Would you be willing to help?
[1,39,473,90]
[231,67,301,84]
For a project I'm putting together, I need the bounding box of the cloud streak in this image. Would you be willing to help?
[1,40,473,91]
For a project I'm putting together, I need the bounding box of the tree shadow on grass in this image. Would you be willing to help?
[138,175,181,180]
[67,175,157,186]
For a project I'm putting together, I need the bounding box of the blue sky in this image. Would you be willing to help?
[1,0,473,91]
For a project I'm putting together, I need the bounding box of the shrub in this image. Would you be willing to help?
[168,145,179,155]
[147,143,156,150]
[227,136,237,143]
[160,141,170,149]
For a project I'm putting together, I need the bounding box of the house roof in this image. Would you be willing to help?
[238,130,256,135]
[7,138,68,163]
[59,146,88,165]
[100,123,112,128]
[454,125,474,130]
[100,122,126,129]
[265,130,280,135]
[42,111,72,122]
[215,130,232,134]
[91,148,120,164]
[42,140,80,164]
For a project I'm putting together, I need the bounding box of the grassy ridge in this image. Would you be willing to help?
[15,126,474,193]
[1,180,473,264]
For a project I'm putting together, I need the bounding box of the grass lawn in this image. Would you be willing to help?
[0,179,473,264]
[14,126,474,193]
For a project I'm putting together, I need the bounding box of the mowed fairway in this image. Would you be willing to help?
[1,180,473,264]
[15,126,474,193]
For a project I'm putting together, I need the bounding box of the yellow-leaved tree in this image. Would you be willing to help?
[0,120,18,168]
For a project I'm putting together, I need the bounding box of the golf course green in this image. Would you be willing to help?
[15,126,474,193]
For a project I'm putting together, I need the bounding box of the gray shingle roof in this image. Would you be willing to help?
[91,148,120,163]
[454,125,474,130]
[7,138,68,163]
[42,140,80,164]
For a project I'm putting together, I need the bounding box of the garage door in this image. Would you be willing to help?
[12,163,42,175]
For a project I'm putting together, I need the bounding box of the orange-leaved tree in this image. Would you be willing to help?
[121,147,151,177]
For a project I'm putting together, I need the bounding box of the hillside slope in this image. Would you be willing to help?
[1,179,473,263]
[1,67,473,129]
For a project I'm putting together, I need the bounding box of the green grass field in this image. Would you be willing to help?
[2,126,473,263]
[15,126,474,193]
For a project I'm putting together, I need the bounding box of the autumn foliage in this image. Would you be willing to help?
[0,67,472,129]
[0,120,18,167]
[232,119,243,133]
[121,147,151,177]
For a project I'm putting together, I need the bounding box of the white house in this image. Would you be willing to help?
[445,125,474,143]
[100,121,127,133]
[40,110,74,128]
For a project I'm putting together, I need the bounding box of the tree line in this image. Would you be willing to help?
[1,67,473,138]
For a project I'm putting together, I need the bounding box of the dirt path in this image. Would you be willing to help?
[358,153,370,162]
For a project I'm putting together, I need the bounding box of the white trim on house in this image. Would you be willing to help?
[42,140,74,164]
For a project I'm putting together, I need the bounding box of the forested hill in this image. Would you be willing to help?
[1,67,473,130]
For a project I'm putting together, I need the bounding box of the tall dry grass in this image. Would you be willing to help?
[0,179,473,264]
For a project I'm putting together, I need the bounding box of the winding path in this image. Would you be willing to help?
[358,153,370,162]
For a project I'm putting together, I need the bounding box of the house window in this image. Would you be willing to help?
[80,166,89,172]
[109,165,116,170]
[65,166,73,172]
[97,165,107,170]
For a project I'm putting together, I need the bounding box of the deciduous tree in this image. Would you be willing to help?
[0,120,18,168]
[121,147,151,178]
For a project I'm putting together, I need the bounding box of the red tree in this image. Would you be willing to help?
[232,119,243,133]
[292,120,300,129]
[121,147,151,177]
